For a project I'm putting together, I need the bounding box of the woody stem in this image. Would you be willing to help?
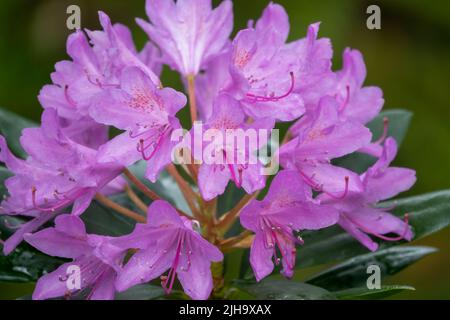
[123,168,160,201]
[167,164,202,220]
[187,74,197,124]
[95,193,146,223]
[124,184,148,213]
[123,168,192,219]
[217,192,259,234]
[220,230,253,251]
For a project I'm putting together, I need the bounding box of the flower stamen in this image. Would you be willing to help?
[246,72,295,103]
[374,117,389,145]
[31,186,72,213]
[338,85,350,112]
[344,213,410,242]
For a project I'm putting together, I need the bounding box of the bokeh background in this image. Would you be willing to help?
[0,0,449,299]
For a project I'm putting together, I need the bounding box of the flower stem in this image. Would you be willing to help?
[167,164,202,219]
[124,184,148,213]
[217,192,258,234]
[123,168,160,201]
[123,168,192,219]
[187,74,197,124]
[281,130,292,145]
[203,198,218,241]
[220,230,253,252]
[95,193,146,223]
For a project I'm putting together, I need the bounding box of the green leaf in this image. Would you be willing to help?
[0,108,37,158]
[298,190,450,268]
[0,166,12,198]
[385,190,450,239]
[115,284,165,300]
[234,279,335,300]
[0,246,63,283]
[224,250,245,283]
[305,246,436,291]
[334,285,415,300]
[334,109,413,173]
[0,185,58,283]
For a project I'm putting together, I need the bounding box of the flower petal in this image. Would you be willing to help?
[249,232,274,282]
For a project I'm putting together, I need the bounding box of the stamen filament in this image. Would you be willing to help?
[31,186,72,212]
[322,176,349,200]
[374,117,389,145]
[344,213,410,242]
[162,232,184,294]
[338,85,350,112]
[246,72,295,103]
[64,85,77,108]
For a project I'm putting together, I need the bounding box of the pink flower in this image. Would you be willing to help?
[188,94,274,200]
[25,214,125,300]
[113,201,223,300]
[228,4,305,121]
[279,96,371,195]
[320,138,416,251]
[240,170,339,281]
[137,0,233,76]
[90,67,186,182]
[334,48,384,125]
[0,110,123,254]
[38,12,162,149]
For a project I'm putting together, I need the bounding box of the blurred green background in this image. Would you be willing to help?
[0,0,449,299]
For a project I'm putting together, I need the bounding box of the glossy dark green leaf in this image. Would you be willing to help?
[0,246,63,283]
[306,246,436,291]
[334,285,415,300]
[297,190,450,268]
[0,108,37,158]
[384,190,450,239]
[0,199,47,284]
[235,279,335,300]
[0,166,12,198]
[224,250,245,283]
[334,109,413,174]
[115,284,165,300]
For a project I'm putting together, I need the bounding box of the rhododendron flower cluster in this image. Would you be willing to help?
[0,0,416,300]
